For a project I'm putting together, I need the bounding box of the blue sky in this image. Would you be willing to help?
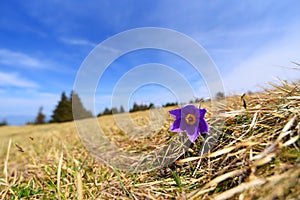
[1,1,300,125]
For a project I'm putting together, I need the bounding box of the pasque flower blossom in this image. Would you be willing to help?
[169,105,209,143]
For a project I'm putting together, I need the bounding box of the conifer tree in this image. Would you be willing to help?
[215,91,225,100]
[51,92,73,122]
[34,106,46,124]
[111,107,118,114]
[0,118,8,126]
[130,102,139,112]
[102,107,112,115]
[119,105,125,113]
[71,91,93,120]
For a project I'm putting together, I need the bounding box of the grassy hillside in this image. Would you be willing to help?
[0,80,299,199]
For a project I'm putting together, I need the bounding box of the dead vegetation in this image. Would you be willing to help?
[0,80,299,199]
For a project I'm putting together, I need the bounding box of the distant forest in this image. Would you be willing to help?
[0,91,225,126]
[27,91,184,125]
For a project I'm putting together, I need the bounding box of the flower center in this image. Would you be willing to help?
[185,114,196,125]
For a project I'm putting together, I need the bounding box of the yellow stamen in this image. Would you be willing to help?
[185,114,196,125]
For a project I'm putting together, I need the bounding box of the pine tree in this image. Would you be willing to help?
[111,107,118,114]
[102,107,112,115]
[71,91,93,120]
[51,92,73,122]
[0,118,8,126]
[119,105,125,113]
[148,103,155,109]
[130,102,139,112]
[215,91,225,100]
[35,106,46,124]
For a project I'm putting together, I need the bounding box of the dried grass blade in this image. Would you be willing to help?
[15,143,24,153]
[249,112,258,129]
[76,171,83,200]
[291,61,300,67]
[57,152,63,200]
[205,168,247,188]
[282,135,299,147]
[4,139,12,184]
[251,142,277,161]
[188,188,214,200]
[188,169,247,199]
[176,156,201,164]
[280,115,297,135]
[253,153,276,167]
[213,179,266,200]
[286,96,300,100]
[207,146,236,158]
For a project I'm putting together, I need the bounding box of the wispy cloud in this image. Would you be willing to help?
[223,27,300,94]
[0,71,38,88]
[0,48,72,74]
[0,90,59,117]
[60,37,97,47]
[0,49,42,68]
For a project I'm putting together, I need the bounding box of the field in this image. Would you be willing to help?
[0,80,299,199]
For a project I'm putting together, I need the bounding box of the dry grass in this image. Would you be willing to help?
[0,80,299,199]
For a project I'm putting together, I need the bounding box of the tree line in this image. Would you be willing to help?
[97,102,155,117]
[5,92,226,126]
[32,91,93,124]
[97,101,184,117]
[32,97,188,124]
[1,91,228,126]
[31,91,229,125]
[97,105,125,117]
[29,92,221,125]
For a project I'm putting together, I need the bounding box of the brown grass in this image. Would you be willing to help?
[0,79,299,199]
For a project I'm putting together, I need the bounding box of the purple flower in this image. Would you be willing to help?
[169,105,209,143]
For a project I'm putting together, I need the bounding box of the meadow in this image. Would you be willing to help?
[0,80,299,199]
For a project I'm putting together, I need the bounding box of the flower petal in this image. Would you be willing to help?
[199,108,206,118]
[186,125,197,136]
[169,105,209,142]
[179,118,187,130]
[182,105,197,115]
[169,108,181,119]
[187,129,199,143]
[170,119,182,132]
[198,118,209,134]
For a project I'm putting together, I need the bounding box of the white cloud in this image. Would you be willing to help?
[0,71,38,88]
[0,90,59,117]
[60,37,97,47]
[0,49,42,68]
[0,48,66,73]
[223,27,300,94]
